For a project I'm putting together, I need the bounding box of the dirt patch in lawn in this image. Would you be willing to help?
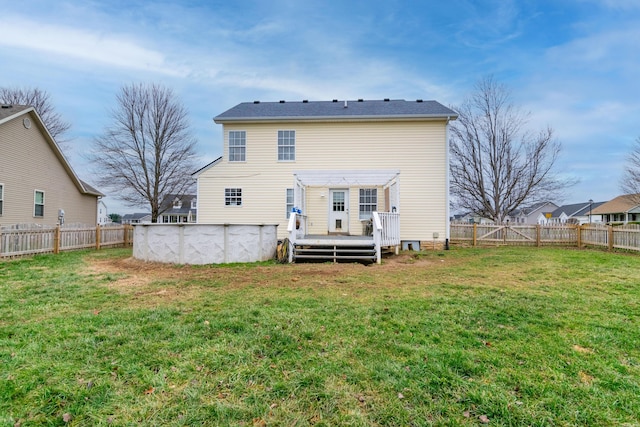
[84,250,449,304]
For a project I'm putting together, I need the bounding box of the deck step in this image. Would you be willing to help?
[293,242,376,264]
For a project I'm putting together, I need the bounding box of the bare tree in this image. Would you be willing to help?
[620,137,640,202]
[450,76,570,223]
[90,83,198,222]
[0,87,71,142]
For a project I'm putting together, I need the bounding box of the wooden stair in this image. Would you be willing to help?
[293,240,376,264]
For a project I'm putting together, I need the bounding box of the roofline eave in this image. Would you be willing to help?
[214,114,458,124]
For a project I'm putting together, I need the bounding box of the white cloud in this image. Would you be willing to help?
[0,16,189,77]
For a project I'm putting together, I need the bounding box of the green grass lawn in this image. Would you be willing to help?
[1,247,639,426]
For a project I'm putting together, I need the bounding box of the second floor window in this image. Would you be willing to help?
[278,130,295,161]
[229,131,246,162]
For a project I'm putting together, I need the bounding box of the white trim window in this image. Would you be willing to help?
[359,188,377,220]
[225,188,242,206]
[278,130,295,161]
[286,188,294,218]
[34,190,45,217]
[228,131,246,162]
[0,183,3,215]
[191,198,197,209]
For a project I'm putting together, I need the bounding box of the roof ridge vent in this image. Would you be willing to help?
[253,100,260,104]
[384,98,390,102]
[358,98,363,102]
[302,99,308,103]
[1,104,12,109]
[344,100,348,108]
[416,99,423,103]
[279,100,285,103]
[332,99,338,102]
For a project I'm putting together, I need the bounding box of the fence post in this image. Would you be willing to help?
[124,225,130,247]
[536,224,541,247]
[96,224,101,250]
[608,226,614,251]
[54,225,60,254]
[576,224,582,248]
[472,223,477,247]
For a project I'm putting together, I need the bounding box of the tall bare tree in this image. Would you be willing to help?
[620,137,640,202]
[0,86,71,143]
[450,76,570,223]
[90,83,198,222]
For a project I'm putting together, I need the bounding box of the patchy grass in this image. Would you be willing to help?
[1,247,639,426]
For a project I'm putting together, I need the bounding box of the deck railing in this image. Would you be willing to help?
[372,211,401,264]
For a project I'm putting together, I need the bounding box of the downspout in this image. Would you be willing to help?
[445,116,451,249]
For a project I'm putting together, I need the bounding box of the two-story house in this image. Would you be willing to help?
[194,99,457,250]
[0,104,103,227]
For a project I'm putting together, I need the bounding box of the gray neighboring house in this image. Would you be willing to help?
[121,213,151,224]
[158,194,197,223]
[549,201,604,225]
[506,201,559,225]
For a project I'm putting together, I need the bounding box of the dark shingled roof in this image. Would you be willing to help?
[0,104,32,122]
[214,99,458,122]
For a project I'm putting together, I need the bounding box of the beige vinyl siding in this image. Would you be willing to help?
[0,112,98,226]
[198,120,447,241]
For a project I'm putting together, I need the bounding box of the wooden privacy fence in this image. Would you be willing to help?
[0,224,133,258]
[450,223,640,252]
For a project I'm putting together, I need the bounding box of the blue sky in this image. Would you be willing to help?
[1,0,639,214]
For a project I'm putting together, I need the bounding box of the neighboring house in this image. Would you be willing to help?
[121,213,152,224]
[549,201,604,225]
[194,99,458,245]
[158,194,197,223]
[507,201,559,225]
[591,194,640,224]
[451,212,493,224]
[97,199,110,225]
[0,104,103,227]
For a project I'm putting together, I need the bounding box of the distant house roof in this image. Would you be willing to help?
[122,213,151,221]
[510,201,557,217]
[214,99,458,123]
[592,194,640,215]
[1,104,104,197]
[160,194,197,214]
[551,201,604,218]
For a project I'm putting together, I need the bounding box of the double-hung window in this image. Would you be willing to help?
[278,130,295,161]
[0,184,4,215]
[34,190,45,217]
[359,188,377,220]
[286,188,294,218]
[229,131,246,162]
[225,188,242,206]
